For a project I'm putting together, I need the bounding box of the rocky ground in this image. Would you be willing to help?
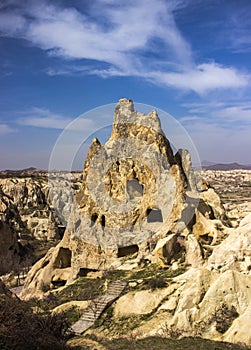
[201,169,251,224]
[1,171,251,349]
[1,99,251,350]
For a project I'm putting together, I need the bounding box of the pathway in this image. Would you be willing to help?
[70,280,127,335]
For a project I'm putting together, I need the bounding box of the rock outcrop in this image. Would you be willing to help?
[21,99,228,299]
[0,184,24,274]
[15,98,251,348]
[111,267,251,346]
[207,213,251,274]
[0,173,83,275]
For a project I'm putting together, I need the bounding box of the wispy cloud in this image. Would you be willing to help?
[227,3,251,52]
[0,0,249,94]
[147,63,249,95]
[179,99,251,163]
[17,107,72,129]
[0,123,16,135]
[17,107,96,131]
[182,101,251,126]
[183,119,251,163]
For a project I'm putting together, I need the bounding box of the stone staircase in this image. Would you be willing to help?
[70,280,127,335]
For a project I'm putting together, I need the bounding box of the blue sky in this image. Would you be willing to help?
[0,0,251,169]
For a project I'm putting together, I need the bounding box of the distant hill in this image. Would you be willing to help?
[0,167,43,178]
[2,167,38,173]
[201,160,217,167]
[202,162,251,170]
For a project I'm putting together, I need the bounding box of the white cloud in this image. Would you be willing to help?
[179,115,201,122]
[148,63,249,95]
[0,123,16,135]
[179,99,251,163]
[182,101,251,125]
[17,107,96,131]
[17,107,72,129]
[227,4,251,53]
[0,0,188,71]
[0,0,250,94]
[217,106,251,123]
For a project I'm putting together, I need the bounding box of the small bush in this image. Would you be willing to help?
[213,303,239,334]
[147,277,167,290]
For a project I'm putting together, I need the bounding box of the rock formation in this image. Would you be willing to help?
[0,174,81,274]
[112,267,251,345]
[15,98,251,348]
[21,99,228,299]
[0,184,24,274]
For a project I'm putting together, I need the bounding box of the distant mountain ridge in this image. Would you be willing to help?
[2,167,38,172]
[1,162,251,174]
[202,162,251,170]
[0,167,47,178]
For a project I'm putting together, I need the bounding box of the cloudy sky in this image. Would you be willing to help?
[0,0,251,169]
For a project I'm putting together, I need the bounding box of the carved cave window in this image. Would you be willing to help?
[90,213,98,227]
[78,268,98,277]
[146,208,163,223]
[101,215,105,228]
[126,178,143,199]
[117,244,139,258]
[54,247,72,268]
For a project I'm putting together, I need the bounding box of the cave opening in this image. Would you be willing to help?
[54,247,72,268]
[78,268,98,277]
[117,244,139,258]
[90,213,98,227]
[57,225,66,239]
[146,208,163,223]
[51,280,67,288]
[101,215,105,229]
[126,178,143,199]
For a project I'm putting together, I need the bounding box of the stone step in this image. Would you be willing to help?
[69,280,127,335]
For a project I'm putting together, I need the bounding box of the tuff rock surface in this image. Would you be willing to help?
[21,99,229,299]
[0,174,81,274]
[16,99,251,348]
[112,267,251,345]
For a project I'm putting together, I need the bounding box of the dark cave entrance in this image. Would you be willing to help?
[54,247,72,268]
[117,244,139,258]
[101,215,106,229]
[146,208,163,223]
[77,268,99,277]
[126,179,143,199]
[57,225,66,239]
[90,213,98,227]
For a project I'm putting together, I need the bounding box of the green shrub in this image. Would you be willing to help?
[147,277,167,290]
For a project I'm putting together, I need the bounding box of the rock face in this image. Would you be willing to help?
[0,184,25,274]
[0,174,82,274]
[207,213,251,274]
[0,176,74,242]
[21,98,228,299]
[112,268,251,346]
[18,99,251,348]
